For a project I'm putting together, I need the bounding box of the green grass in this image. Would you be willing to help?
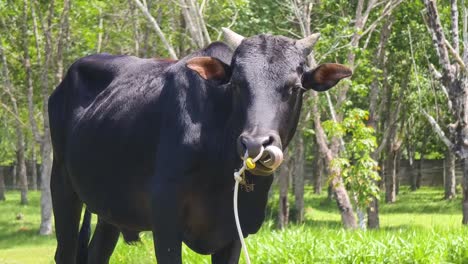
[1,187,468,263]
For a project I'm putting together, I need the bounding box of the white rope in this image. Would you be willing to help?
[233,147,264,264]
[233,145,284,264]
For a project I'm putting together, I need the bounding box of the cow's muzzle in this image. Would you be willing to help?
[237,132,283,175]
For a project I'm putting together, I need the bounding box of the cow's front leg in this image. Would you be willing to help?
[211,239,242,264]
[152,184,183,264]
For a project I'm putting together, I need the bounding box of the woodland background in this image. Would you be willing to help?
[1,0,468,259]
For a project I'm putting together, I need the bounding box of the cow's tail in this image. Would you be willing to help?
[77,208,92,264]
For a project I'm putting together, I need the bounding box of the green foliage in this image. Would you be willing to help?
[324,108,380,209]
[0,0,457,167]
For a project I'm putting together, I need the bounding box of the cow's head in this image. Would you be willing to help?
[187,28,351,175]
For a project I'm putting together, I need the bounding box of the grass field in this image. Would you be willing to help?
[1,187,468,263]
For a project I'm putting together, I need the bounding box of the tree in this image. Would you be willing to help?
[36,0,59,236]
[366,15,394,228]
[0,41,28,205]
[422,0,468,224]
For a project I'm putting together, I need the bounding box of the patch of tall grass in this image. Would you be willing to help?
[1,187,468,263]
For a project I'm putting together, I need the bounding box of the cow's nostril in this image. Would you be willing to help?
[240,135,248,150]
[263,135,274,147]
[237,135,249,157]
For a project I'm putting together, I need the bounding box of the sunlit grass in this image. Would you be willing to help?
[1,187,468,263]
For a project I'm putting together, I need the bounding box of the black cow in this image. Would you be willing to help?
[48,28,351,264]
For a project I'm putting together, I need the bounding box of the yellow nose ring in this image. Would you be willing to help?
[245,158,256,170]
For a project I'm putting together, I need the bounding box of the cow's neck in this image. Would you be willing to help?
[216,85,243,178]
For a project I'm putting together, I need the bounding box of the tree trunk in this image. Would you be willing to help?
[330,169,357,228]
[16,144,28,205]
[395,149,401,195]
[459,79,468,225]
[15,162,20,189]
[314,154,323,194]
[38,0,55,235]
[39,140,53,235]
[417,153,424,189]
[368,159,382,229]
[278,150,290,229]
[293,134,305,224]
[356,207,366,230]
[28,158,38,191]
[24,0,42,169]
[367,198,379,229]
[366,16,395,230]
[385,148,397,203]
[416,131,428,190]
[0,168,5,201]
[463,154,468,224]
[312,92,356,228]
[12,165,16,188]
[445,150,456,199]
[408,144,417,191]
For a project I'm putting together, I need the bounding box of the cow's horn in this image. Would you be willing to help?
[222,27,244,50]
[296,33,321,54]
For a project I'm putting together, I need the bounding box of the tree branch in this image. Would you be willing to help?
[428,63,452,110]
[133,0,178,59]
[423,0,455,79]
[451,0,460,54]
[445,38,467,72]
[429,63,443,79]
[361,0,403,38]
[422,110,455,149]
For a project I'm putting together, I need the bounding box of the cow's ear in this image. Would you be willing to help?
[186,56,231,83]
[302,63,352,91]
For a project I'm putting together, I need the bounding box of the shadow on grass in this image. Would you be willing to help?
[302,219,342,229]
[379,188,462,214]
[301,219,416,232]
[0,222,54,250]
[268,186,461,218]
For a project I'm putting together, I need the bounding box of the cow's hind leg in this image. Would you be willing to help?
[51,159,83,264]
[87,217,120,264]
[211,240,241,264]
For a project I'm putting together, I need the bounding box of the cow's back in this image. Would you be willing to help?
[49,54,174,159]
